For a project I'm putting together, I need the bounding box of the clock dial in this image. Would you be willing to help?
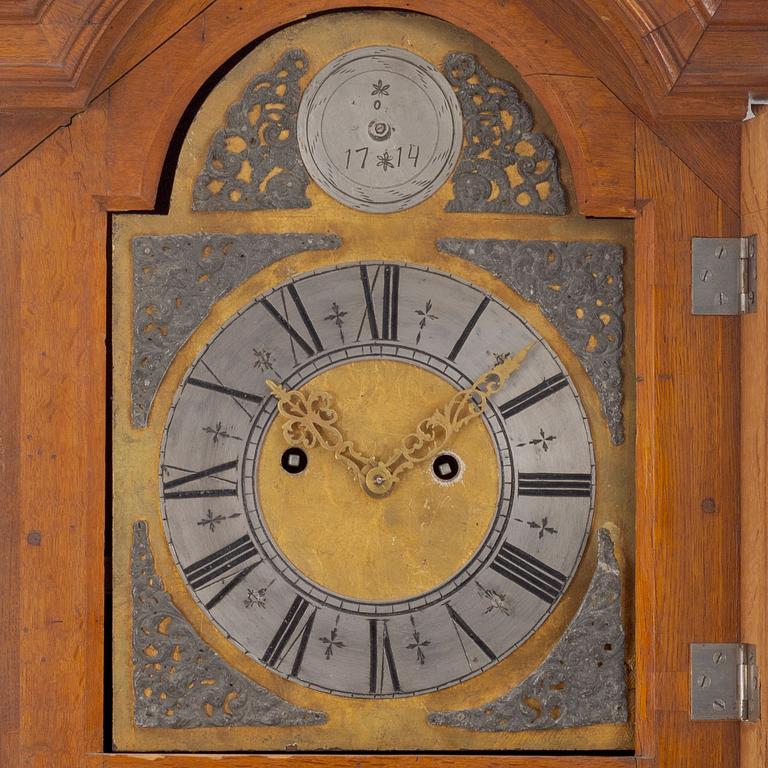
[297,47,463,212]
[160,261,594,698]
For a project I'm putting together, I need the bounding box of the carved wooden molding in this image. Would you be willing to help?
[0,0,758,212]
[0,0,52,22]
[0,1,140,87]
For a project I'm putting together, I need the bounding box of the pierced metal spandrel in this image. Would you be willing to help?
[442,52,566,215]
[131,520,327,729]
[437,238,625,444]
[428,528,627,732]
[131,233,341,428]
[193,49,311,211]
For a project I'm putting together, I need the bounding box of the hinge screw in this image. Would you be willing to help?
[712,650,726,664]
[713,699,727,711]
[717,292,728,306]
[716,247,727,259]
[696,674,711,688]
[700,269,712,282]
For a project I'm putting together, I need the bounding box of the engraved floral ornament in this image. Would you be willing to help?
[267,343,532,496]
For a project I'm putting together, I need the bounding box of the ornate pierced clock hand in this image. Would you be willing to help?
[370,343,535,493]
[265,380,375,484]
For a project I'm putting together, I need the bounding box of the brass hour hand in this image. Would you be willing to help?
[265,380,374,484]
[380,343,535,486]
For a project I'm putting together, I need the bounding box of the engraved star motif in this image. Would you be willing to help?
[371,79,390,97]
[252,347,277,373]
[319,616,346,660]
[476,581,513,616]
[324,301,348,344]
[405,616,431,665]
[196,509,242,532]
[515,516,558,538]
[243,579,275,610]
[516,427,557,452]
[414,299,438,344]
[376,151,395,172]
[202,421,242,444]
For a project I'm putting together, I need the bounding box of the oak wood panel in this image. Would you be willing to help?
[643,8,707,91]
[2,0,767,178]
[0,0,211,174]
[710,0,768,28]
[0,0,747,213]
[526,74,636,217]
[524,1,741,211]
[0,104,108,768]
[634,122,740,768]
[87,756,638,768]
[0,109,76,177]
[0,0,133,77]
[0,99,22,768]
[0,0,50,22]
[654,119,741,214]
[740,107,768,768]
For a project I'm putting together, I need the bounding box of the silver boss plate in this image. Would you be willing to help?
[297,46,463,213]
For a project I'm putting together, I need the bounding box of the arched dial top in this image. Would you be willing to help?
[297,46,464,212]
[160,261,594,698]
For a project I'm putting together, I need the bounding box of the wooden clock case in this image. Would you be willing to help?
[0,1,766,767]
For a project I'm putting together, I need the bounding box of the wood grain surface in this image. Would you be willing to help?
[0,1,750,766]
[1,0,764,212]
[740,107,768,768]
[86,756,637,768]
[0,104,109,767]
[634,122,741,767]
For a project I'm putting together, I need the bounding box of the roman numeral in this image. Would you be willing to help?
[261,284,323,358]
[490,542,566,604]
[187,377,263,404]
[448,296,490,361]
[499,373,568,419]
[369,620,401,694]
[446,604,497,662]
[518,472,592,497]
[359,265,399,341]
[262,595,316,677]
[162,460,239,499]
[183,535,259,591]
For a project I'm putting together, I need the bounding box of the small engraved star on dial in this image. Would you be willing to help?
[160,261,594,698]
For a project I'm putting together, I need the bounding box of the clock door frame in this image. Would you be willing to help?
[0,1,752,767]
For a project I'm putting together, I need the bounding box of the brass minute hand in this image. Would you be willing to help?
[371,343,535,492]
[265,380,375,484]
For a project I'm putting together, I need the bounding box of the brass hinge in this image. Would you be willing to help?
[692,236,756,315]
[691,643,760,722]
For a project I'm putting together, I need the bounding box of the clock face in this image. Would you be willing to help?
[159,260,595,698]
[297,46,464,212]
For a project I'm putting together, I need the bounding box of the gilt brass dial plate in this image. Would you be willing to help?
[112,9,635,752]
[297,46,463,212]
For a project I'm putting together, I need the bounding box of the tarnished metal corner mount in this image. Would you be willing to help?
[130,232,341,428]
[131,520,327,729]
[193,49,311,211]
[438,238,625,444]
[442,52,566,216]
[429,528,627,732]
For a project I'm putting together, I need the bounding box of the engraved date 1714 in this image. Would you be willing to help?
[160,261,595,698]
